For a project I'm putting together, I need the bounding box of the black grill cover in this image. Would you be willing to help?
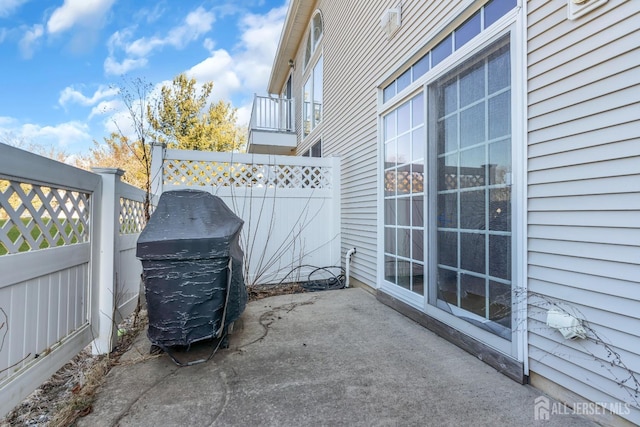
[136,190,247,347]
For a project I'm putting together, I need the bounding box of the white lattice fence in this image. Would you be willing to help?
[114,179,155,326]
[0,181,90,254]
[152,148,341,285]
[0,144,101,419]
[162,159,332,189]
[119,196,147,234]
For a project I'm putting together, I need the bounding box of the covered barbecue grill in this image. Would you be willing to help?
[136,190,247,352]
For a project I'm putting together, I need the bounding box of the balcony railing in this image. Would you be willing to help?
[249,95,295,132]
[248,95,297,155]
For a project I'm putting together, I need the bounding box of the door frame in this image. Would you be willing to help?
[377,3,527,362]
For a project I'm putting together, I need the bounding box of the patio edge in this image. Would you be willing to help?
[376,290,526,384]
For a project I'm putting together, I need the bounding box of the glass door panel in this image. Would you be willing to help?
[430,37,512,340]
[382,93,426,298]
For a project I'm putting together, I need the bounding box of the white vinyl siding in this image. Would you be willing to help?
[526,0,640,424]
[315,0,640,421]
[293,0,466,287]
[274,0,638,423]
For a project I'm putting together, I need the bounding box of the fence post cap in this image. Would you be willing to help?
[92,167,125,176]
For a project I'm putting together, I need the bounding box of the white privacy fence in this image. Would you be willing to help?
[115,177,150,323]
[0,145,153,419]
[0,142,339,418]
[151,145,341,286]
[92,168,155,356]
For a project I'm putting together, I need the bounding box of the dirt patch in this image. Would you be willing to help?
[246,282,307,301]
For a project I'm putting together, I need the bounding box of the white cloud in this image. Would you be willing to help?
[59,85,119,107]
[0,116,18,126]
[186,49,241,102]
[103,29,150,74]
[104,55,148,76]
[175,7,215,44]
[0,0,29,17]
[183,4,287,106]
[238,6,287,60]
[0,120,91,148]
[233,6,288,92]
[22,122,90,147]
[98,3,287,135]
[103,106,136,138]
[235,104,251,127]
[99,81,165,140]
[104,6,215,76]
[18,24,43,58]
[106,27,131,50]
[47,0,116,34]
[203,37,215,52]
[89,99,122,120]
[135,3,166,24]
[124,36,164,58]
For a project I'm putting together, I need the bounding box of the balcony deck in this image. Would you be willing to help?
[247,95,296,155]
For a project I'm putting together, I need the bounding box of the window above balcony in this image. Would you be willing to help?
[302,10,324,139]
[304,11,323,69]
[303,55,323,138]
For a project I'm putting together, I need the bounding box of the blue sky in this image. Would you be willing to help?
[0,0,288,156]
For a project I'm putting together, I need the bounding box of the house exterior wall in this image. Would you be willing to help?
[271,0,639,424]
[282,0,526,361]
[287,0,466,287]
[526,0,640,423]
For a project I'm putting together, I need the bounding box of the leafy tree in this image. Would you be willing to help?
[148,73,246,151]
[80,74,245,219]
[112,76,155,220]
[76,133,149,190]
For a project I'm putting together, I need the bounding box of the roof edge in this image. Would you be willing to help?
[267,0,313,94]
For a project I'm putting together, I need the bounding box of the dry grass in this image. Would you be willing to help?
[2,311,147,427]
[247,282,306,301]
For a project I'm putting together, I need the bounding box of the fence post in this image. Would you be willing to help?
[91,167,124,355]
[331,156,342,266]
[150,142,165,197]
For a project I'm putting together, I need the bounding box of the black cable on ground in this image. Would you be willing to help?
[276,264,346,291]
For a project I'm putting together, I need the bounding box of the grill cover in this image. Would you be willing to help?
[136,190,247,347]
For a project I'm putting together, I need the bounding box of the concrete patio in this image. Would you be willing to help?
[78,288,594,426]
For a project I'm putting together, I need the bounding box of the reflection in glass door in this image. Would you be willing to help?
[430,37,512,340]
[383,93,425,298]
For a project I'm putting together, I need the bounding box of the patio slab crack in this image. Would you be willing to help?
[110,367,179,426]
[238,298,316,349]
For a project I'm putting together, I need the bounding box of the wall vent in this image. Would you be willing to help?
[567,0,607,20]
[381,7,402,39]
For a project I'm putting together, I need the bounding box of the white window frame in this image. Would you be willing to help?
[377,4,526,361]
[302,10,324,140]
[303,54,323,139]
[301,140,322,157]
[304,11,324,69]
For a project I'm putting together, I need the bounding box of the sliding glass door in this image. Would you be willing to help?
[381,35,514,348]
[429,36,512,341]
